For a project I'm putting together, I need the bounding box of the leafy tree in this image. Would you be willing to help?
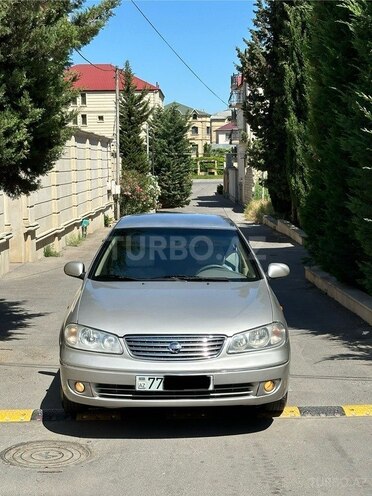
[119,60,152,174]
[0,0,118,197]
[150,105,193,208]
[301,0,363,286]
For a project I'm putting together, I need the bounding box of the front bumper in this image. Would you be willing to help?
[60,345,290,408]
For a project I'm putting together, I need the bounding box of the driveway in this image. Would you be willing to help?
[0,179,371,496]
[177,180,372,407]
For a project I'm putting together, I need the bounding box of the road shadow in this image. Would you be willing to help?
[41,372,273,439]
[239,224,372,362]
[0,298,47,341]
[39,369,61,409]
[193,194,245,213]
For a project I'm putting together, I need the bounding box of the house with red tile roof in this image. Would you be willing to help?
[215,121,239,146]
[66,64,164,139]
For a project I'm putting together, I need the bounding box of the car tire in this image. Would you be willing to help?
[261,393,288,416]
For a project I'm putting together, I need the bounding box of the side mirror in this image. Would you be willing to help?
[267,263,290,279]
[64,261,85,280]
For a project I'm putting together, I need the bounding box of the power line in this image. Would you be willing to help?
[74,48,114,72]
[129,0,229,107]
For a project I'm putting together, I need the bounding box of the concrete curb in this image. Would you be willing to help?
[263,215,307,245]
[305,266,372,326]
[262,214,372,326]
[1,406,371,422]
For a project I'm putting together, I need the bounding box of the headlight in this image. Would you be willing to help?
[227,322,287,353]
[64,324,123,354]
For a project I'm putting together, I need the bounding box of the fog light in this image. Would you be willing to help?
[74,382,85,394]
[263,380,275,393]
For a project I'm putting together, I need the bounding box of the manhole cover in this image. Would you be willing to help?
[1,441,91,469]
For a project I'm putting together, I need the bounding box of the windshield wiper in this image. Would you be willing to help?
[94,275,141,281]
[149,275,230,282]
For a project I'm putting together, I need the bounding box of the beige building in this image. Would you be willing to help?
[0,130,113,277]
[67,64,164,140]
[210,110,232,146]
[165,102,211,157]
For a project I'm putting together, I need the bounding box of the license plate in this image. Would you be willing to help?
[136,376,164,391]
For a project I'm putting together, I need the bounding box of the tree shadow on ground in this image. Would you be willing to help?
[239,224,372,362]
[192,194,245,213]
[0,298,47,341]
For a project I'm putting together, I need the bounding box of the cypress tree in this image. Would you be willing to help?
[150,105,192,208]
[301,1,362,285]
[339,0,372,294]
[119,60,152,174]
[282,1,311,225]
[238,0,292,217]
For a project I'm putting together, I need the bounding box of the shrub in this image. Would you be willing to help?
[244,199,274,224]
[43,244,60,257]
[104,214,113,227]
[66,234,83,247]
[120,170,160,216]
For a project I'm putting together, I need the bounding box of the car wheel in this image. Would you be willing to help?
[261,393,288,416]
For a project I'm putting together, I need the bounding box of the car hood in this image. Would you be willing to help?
[74,280,274,336]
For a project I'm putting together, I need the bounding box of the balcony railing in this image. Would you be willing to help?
[229,89,245,108]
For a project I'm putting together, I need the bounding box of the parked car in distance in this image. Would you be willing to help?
[60,213,290,415]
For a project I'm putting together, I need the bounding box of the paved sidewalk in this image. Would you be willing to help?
[0,227,110,409]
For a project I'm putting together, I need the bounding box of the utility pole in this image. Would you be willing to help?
[115,66,121,220]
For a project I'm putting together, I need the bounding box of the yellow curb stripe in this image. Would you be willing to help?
[342,405,372,417]
[279,406,301,418]
[0,410,34,422]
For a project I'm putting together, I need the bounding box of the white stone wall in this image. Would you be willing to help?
[0,130,113,276]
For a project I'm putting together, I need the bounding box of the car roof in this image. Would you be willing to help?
[114,213,237,230]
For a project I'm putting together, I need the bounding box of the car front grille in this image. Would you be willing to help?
[94,382,257,400]
[124,334,226,361]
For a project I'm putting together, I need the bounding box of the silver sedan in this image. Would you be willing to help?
[60,213,290,414]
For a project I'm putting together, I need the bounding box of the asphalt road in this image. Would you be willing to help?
[0,179,371,496]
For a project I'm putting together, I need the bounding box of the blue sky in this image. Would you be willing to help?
[72,0,255,115]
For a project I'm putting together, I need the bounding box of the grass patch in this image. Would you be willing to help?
[43,244,60,257]
[66,234,83,247]
[244,199,274,224]
[192,174,223,180]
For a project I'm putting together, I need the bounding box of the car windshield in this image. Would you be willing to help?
[90,228,261,282]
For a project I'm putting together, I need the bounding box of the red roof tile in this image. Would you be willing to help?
[216,122,238,132]
[67,64,160,92]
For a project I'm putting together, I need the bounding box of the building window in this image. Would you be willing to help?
[72,115,78,126]
[98,115,104,122]
[191,144,198,157]
[192,112,198,120]
[191,126,198,135]
[71,96,78,106]
[81,93,87,105]
[81,114,87,126]
[206,126,210,135]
